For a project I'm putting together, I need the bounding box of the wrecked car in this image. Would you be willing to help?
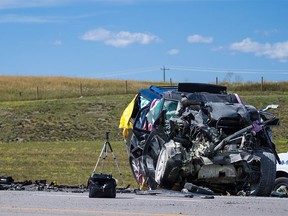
[119,83,280,196]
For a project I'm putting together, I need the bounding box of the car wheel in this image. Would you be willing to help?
[250,150,276,196]
[274,177,288,194]
[142,127,168,189]
[155,140,182,189]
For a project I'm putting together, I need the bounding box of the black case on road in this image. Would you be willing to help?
[88,173,116,198]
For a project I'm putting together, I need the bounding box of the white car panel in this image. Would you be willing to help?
[277,152,288,174]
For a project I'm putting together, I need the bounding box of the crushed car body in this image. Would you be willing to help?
[119,83,280,196]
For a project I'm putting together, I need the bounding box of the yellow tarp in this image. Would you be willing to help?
[119,95,137,129]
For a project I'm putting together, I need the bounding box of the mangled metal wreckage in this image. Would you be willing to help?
[119,83,280,196]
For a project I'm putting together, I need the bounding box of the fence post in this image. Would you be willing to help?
[80,82,83,96]
[36,86,39,100]
[125,80,128,94]
[261,77,264,91]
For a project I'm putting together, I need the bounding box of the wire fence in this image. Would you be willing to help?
[1,78,288,102]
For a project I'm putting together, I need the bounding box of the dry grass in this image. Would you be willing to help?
[1,75,287,102]
[222,81,288,93]
[0,76,164,101]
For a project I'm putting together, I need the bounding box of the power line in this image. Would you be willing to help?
[168,65,288,75]
[91,65,287,80]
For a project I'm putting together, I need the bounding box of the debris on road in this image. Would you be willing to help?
[0,175,133,194]
[0,176,86,193]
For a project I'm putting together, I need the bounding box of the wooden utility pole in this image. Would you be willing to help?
[261,76,264,91]
[161,66,170,82]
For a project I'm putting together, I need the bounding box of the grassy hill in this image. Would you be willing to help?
[0,94,134,142]
[0,76,287,186]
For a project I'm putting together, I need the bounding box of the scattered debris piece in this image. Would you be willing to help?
[135,188,215,199]
[270,191,288,198]
[183,183,214,196]
[0,176,87,193]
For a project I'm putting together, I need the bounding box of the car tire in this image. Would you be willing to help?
[141,127,168,190]
[155,145,175,189]
[274,177,288,194]
[250,150,276,196]
[155,140,182,189]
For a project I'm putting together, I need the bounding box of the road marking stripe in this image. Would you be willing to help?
[0,206,189,216]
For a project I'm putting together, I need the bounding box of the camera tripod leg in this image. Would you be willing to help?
[91,132,127,188]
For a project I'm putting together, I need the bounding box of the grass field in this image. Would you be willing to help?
[0,141,136,188]
[0,76,287,187]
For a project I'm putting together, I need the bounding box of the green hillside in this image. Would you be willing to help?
[0,94,134,142]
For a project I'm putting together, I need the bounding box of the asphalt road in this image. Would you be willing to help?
[0,190,287,216]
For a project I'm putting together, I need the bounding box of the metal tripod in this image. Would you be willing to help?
[91,132,126,188]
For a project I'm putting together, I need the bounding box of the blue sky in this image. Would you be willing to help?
[1,0,288,83]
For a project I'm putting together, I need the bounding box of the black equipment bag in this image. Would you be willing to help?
[88,173,117,198]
